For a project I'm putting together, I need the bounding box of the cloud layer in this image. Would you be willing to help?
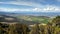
[0,0,60,12]
[0,6,60,12]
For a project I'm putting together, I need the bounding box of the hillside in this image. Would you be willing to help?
[15,16,50,25]
[0,15,50,25]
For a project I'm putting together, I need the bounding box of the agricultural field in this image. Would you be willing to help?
[15,16,51,24]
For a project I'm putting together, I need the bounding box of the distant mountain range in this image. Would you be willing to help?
[0,11,60,17]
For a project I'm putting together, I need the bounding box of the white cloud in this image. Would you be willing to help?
[0,8,33,12]
[33,6,60,12]
[0,6,60,12]
[0,1,45,8]
[0,1,60,12]
[43,6,60,12]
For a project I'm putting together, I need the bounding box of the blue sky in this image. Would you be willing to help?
[0,0,60,12]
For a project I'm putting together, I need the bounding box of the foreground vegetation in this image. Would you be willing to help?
[0,16,60,34]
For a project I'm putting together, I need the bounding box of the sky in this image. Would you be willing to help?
[0,0,60,12]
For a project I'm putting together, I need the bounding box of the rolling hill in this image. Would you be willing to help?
[15,16,50,25]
